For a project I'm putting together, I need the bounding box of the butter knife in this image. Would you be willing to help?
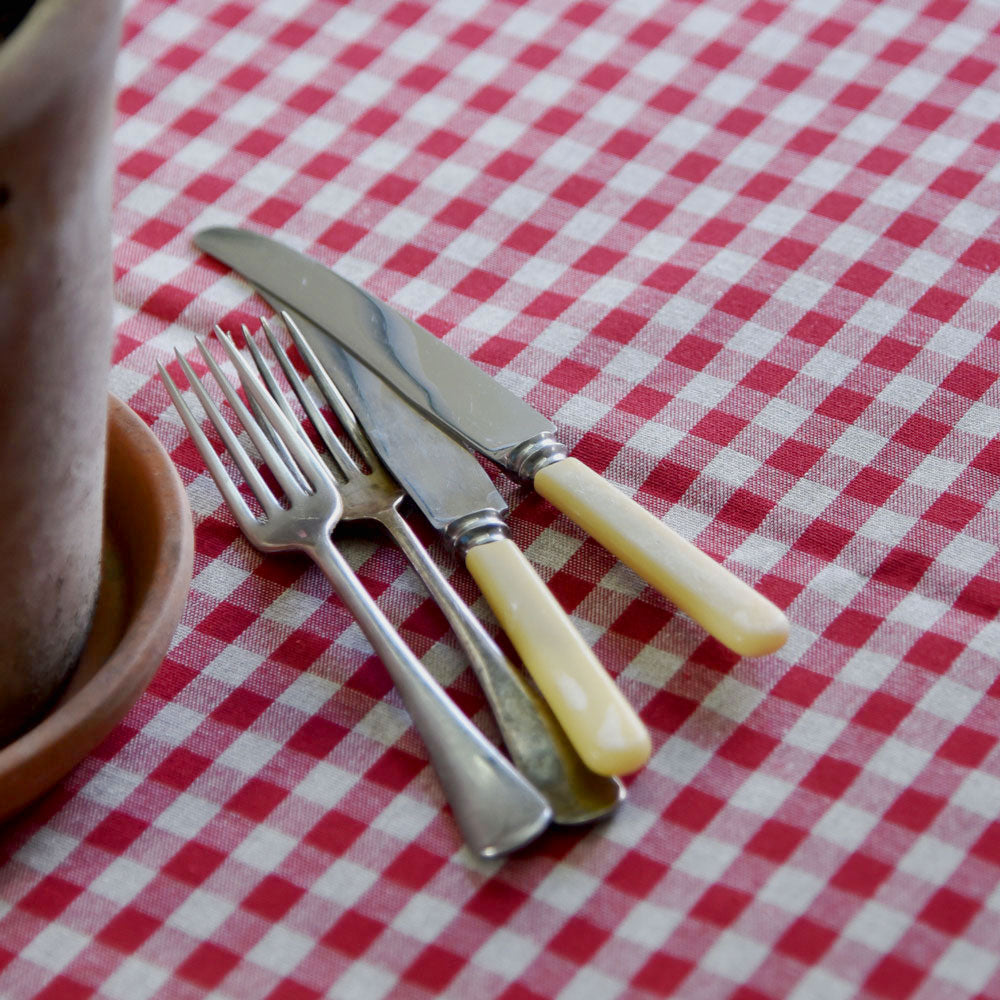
[194,227,789,661]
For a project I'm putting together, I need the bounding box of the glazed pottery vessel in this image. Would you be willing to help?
[0,0,123,743]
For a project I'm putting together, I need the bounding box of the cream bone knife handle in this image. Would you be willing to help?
[532,458,790,658]
[462,535,652,777]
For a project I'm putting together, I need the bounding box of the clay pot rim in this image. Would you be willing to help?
[0,395,194,823]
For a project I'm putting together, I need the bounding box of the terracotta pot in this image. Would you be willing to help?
[0,396,194,823]
[0,0,124,744]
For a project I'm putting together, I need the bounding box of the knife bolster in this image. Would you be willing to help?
[444,510,509,556]
[505,433,567,482]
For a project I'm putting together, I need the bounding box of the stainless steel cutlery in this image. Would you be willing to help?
[166,225,796,849]
[238,306,649,778]
[193,226,789,664]
[238,316,624,824]
[158,334,552,858]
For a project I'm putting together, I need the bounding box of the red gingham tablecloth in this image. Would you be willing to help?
[3,0,1000,997]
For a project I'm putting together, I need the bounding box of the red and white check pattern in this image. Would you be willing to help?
[2,0,999,996]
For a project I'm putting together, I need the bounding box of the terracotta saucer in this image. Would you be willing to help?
[0,395,194,823]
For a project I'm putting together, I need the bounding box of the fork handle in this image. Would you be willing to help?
[375,508,624,825]
[308,537,551,857]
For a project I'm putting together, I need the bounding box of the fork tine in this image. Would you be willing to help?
[193,334,305,505]
[257,316,358,478]
[242,324,300,430]
[279,310,383,473]
[158,357,269,531]
[240,325,311,493]
[180,344,285,518]
[212,328,336,499]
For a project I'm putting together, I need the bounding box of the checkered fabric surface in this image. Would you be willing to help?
[2,0,999,996]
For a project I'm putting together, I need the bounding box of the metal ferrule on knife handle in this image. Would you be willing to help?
[441,509,510,555]
[504,433,569,481]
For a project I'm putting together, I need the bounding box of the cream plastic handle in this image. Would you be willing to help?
[464,538,651,777]
[534,458,789,658]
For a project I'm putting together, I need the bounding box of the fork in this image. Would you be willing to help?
[240,316,625,825]
[158,333,552,858]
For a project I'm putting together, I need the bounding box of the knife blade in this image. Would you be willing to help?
[194,226,789,659]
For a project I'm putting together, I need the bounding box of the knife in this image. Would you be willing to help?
[197,281,651,778]
[247,309,633,805]
[194,227,789,659]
